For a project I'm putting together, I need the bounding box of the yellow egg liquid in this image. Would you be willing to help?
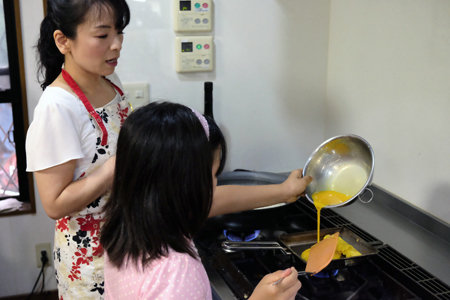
[312,191,351,242]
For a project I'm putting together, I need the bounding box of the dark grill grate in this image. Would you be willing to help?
[324,214,351,226]
[404,267,434,281]
[295,198,316,213]
[437,293,450,300]
[319,207,342,217]
[420,279,450,298]
[378,246,416,269]
[377,245,450,299]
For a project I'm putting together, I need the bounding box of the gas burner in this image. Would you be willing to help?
[195,177,440,300]
[223,229,261,242]
[312,269,339,278]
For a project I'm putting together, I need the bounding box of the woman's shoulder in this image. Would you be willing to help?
[37,86,78,108]
[31,87,86,125]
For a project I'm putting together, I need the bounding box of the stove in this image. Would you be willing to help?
[194,171,450,300]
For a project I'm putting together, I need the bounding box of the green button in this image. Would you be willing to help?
[195,3,201,8]
[196,44,202,50]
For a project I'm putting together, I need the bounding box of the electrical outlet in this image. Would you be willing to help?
[35,243,52,268]
[122,82,150,110]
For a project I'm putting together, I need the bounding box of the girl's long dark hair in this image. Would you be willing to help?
[101,102,227,268]
[36,0,130,90]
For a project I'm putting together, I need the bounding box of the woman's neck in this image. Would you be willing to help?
[63,64,105,96]
[55,60,117,109]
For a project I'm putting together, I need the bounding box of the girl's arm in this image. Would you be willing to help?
[34,156,115,219]
[209,169,312,217]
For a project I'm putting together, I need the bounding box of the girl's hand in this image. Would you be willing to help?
[281,169,313,203]
[249,267,302,300]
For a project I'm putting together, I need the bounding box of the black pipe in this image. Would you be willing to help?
[204,81,213,119]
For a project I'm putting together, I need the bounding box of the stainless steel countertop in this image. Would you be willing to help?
[331,186,450,285]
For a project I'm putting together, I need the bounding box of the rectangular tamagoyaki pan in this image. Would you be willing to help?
[280,227,379,270]
[221,227,378,273]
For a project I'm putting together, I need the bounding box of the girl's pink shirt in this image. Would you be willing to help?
[104,245,212,300]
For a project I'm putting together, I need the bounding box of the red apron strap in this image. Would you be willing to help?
[103,77,124,96]
[61,69,112,146]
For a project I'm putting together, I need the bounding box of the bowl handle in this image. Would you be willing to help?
[358,188,374,204]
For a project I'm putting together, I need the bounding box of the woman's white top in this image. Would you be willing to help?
[26,73,122,180]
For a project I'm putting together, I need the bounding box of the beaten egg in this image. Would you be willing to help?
[312,190,351,242]
[300,235,361,262]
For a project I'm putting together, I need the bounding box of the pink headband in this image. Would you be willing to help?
[191,108,209,140]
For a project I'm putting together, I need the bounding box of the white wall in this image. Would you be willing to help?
[326,0,450,223]
[0,0,330,297]
[118,0,330,172]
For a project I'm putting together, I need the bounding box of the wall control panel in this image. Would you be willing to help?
[173,0,212,32]
[175,36,213,72]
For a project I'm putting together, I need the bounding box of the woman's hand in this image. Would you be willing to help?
[249,267,302,300]
[281,169,313,203]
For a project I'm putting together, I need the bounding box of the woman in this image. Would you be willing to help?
[26,0,131,298]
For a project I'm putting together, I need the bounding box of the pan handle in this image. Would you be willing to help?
[272,271,314,285]
[222,241,287,253]
[298,271,314,276]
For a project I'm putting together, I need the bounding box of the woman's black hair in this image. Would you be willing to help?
[36,0,130,90]
[101,101,227,268]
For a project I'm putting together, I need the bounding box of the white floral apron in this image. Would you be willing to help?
[53,70,132,299]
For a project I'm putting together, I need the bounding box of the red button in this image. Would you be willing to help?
[203,3,209,8]
[204,44,210,49]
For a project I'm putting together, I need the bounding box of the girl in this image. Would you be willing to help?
[26,0,131,298]
[101,102,302,299]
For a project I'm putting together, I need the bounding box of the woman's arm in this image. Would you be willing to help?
[34,156,115,219]
[209,169,312,217]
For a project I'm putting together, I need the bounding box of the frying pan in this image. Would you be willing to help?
[218,170,289,210]
[224,232,339,276]
[222,227,378,273]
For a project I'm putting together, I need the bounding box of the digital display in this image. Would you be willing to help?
[180,1,191,11]
[181,42,193,52]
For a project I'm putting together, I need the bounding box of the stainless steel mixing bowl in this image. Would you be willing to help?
[302,134,375,208]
